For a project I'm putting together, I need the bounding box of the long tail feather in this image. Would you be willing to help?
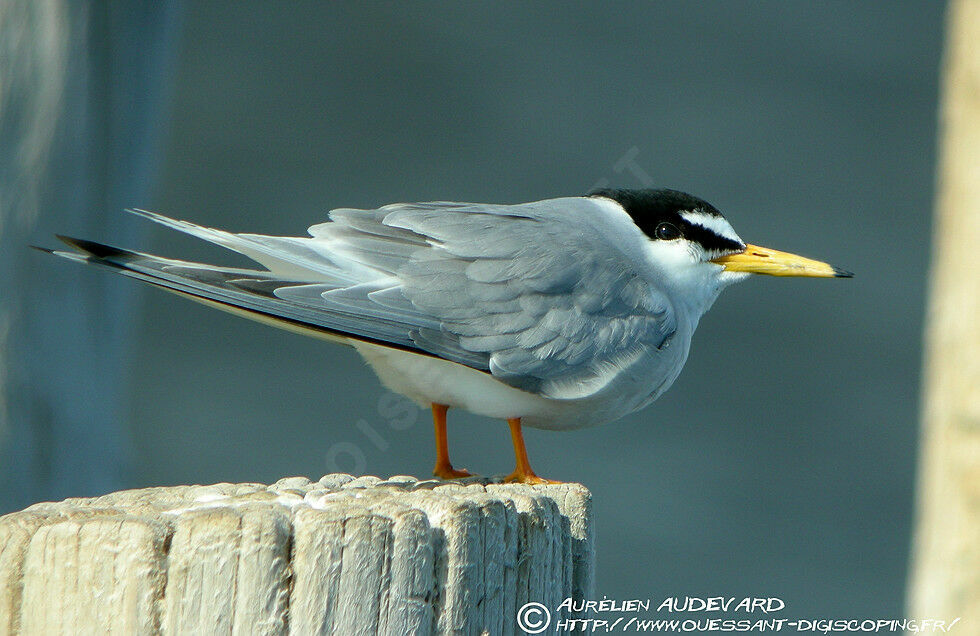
[126,208,364,283]
[44,236,430,355]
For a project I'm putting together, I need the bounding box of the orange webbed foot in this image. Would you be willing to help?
[433,464,474,480]
[503,470,563,485]
[503,417,562,485]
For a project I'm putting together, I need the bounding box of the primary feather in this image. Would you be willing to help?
[57,199,678,401]
[45,196,709,429]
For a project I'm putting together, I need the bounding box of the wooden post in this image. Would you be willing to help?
[0,474,594,634]
[908,0,980,624]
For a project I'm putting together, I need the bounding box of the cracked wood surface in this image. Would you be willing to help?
[0,474,594,635]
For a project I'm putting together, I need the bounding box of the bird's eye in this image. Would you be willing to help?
[654,222,681,240]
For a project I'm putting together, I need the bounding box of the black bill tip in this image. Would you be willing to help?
[833,267,854,278]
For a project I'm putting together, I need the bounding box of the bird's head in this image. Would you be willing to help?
[590,188,852,317]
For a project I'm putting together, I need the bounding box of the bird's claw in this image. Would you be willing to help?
[503,471,563,485]
[433,464,473,480]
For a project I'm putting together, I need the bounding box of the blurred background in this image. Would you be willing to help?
[1,0,946,619]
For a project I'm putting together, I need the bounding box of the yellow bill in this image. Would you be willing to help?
[711,244,852,278]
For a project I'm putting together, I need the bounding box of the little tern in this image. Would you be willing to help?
[40,188,851,483]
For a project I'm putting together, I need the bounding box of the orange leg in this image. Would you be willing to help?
[503,417,562,485]
[431,403,472,479]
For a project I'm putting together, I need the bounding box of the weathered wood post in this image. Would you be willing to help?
[908,0,980,625]
[0,474,594,634]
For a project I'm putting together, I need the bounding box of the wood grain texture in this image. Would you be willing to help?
[0,475,594,635]
[908,0,980,624]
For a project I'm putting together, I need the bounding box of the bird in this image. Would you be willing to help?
[38,188,851,484]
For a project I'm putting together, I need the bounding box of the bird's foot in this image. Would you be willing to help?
[433,463,473,480]
[503,469,563,485]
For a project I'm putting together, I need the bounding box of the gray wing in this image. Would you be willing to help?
[49,199,676,400]
[312,198,677,399]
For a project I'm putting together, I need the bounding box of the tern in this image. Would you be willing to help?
[40,188,851,484]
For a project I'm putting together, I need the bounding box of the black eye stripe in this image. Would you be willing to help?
[679,222,745,253]
[588,187,744,253]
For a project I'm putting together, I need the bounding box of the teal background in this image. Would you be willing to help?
[11,1,944,618]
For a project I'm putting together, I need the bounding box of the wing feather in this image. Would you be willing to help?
[61,199,675,400]
[357,198,677,398]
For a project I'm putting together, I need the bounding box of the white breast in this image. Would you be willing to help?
[349,339,688,431]
[352,341,555,414]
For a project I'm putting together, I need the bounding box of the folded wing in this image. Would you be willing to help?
[50,199,676,399]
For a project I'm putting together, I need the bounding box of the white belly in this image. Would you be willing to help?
[177,290,653,429]
[350,327,693,431]
[351,341,599,430]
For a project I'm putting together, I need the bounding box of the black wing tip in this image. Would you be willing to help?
[833,267,854,278]
[55,235,130,260]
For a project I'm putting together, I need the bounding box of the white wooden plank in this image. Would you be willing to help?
[19,513,168,634]
[0,475,595,634]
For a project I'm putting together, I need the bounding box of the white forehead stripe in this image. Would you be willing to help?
[680,210,742,243]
